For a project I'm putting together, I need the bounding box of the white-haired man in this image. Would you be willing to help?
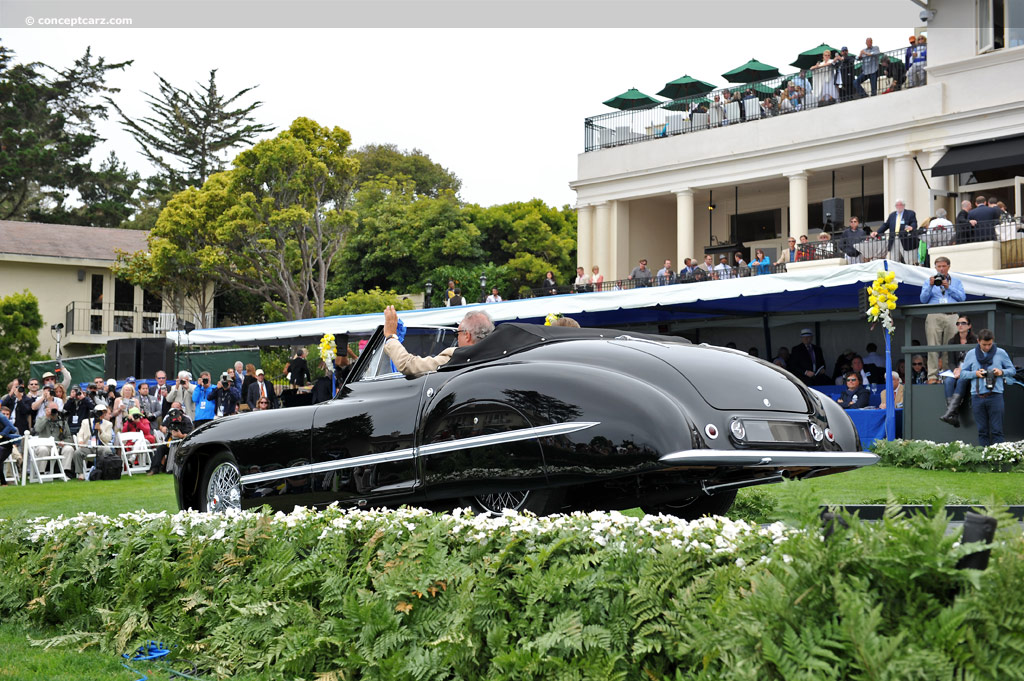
[382,305,494,377]
[166,370,195,419]
[875,199,919,264]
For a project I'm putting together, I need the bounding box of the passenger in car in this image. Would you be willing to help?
[382,306,494,377]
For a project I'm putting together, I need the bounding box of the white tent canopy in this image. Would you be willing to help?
[168,262,1024,347]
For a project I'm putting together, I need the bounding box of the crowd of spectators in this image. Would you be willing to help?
[0,348,367,485]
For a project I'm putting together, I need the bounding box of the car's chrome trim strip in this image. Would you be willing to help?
[239,421,600,485]
[417,421,600,456]
[658,451,879,468]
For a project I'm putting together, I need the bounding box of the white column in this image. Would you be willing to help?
[675,188,695,267]
[891,154,915,211]
[786,171,809,240]
[576,204,594,272]
[593,202,611,282]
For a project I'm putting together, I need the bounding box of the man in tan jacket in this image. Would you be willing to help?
[71,404,114,479]
[382,305,494,378]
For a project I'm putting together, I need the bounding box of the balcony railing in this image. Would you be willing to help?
[527,264,790,297]
[585,47,921,152]
[64,302,179,338]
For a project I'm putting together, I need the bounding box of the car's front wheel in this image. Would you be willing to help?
[642,490,737,520]
[467,488,563,516]
[199,452,241,513]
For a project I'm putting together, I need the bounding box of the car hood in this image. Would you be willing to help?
[612,340,812,413]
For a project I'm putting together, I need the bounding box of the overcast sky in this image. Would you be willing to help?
[8,13,922,209]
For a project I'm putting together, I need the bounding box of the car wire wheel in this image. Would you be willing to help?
[473,490,531,514]
[203,455,241,513]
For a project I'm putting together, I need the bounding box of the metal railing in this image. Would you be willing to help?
[811,218,1024,263]
[527,264,790,297]
[65,302,165,337]
[585,47,920,152]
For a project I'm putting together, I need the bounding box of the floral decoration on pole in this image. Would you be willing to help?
[865,270,898,335]
[319,333,337,365]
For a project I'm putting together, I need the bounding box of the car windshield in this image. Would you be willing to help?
[351,327,459,381]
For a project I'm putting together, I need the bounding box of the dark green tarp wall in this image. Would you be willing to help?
[29,348,261,385]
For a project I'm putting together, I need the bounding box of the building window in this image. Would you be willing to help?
[850,194,885,224]
[91,274,104,310]
[142,289,162,313]
[979,0,1024,52]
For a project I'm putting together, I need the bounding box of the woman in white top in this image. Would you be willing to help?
[590,265,604,290]
[810,50,840,105]
[112,383,139,433]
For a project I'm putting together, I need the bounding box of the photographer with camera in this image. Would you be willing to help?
[919,256,966,382]
[192,371,217,426]
[71,404,114,480]
[209,372,240,418]
[122,407,156,445]
[2,379,33,436]
[167,371,196,420]
[150,403,193,475]
[955,329,1017,446]
[63,386,95,433]
[32,400,76,477]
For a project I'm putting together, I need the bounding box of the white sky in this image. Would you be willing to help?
[8,19,922,208]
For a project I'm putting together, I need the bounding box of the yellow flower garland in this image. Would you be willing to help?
[319,333,337,364]
[865,271,898,335]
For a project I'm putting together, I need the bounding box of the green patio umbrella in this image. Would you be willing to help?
[656,74,716,100]
[603,87,662,110]
[721,58,782,83]
[790,43,839,70]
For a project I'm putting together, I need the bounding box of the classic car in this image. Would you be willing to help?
[174,323,877,518]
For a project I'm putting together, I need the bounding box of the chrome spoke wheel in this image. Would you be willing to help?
[206,461,241,513]
[473,490,530,514]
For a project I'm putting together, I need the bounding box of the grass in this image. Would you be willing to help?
[0,622,130,681]
[2,465,1020,523]
[0,474,178,520]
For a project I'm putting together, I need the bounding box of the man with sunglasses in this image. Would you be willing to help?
[919,256,965,382]
[382,305,493,378]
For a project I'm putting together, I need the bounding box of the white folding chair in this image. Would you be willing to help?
[22,432,68,484]
[743,99,762,120]
[690,112,709,131]
[666,114,684,134]
[2,447,20,486]
[614,126,635,145]
[724,101,741,125]
[118,432,152,476]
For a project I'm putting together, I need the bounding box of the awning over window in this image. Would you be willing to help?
[930,134,1024,176]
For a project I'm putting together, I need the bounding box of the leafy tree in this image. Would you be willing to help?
[352,143,461,198]
[212,117,359,320]
[28,151,141,227]
[107,69,274,193]
[472,199,577,294]
[323,288,415,317]
[0,290,47,385]
[334,179,484,295]
[0,42,131,221]
[112,173,230,326]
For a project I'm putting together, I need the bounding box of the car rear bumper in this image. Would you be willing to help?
[658,450,879,469]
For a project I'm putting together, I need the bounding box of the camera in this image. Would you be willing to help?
[978,369,998,391]
[17,385,25,394]
[934,273,949,285]
[202,377,209,386]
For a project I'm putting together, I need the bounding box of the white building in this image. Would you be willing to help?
[571,0,1024,281]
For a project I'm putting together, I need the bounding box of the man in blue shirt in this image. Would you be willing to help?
[957,329,1016,446]
[192,371,217,426]
[919,256,966,382]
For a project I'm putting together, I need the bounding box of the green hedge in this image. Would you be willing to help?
[1,504,1022,680]
[872,439,1024,473]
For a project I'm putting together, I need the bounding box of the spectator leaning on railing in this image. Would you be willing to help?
[855,37,881,97]
[628,259,653,286]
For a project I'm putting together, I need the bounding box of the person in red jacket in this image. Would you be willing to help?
[122,407,156,445]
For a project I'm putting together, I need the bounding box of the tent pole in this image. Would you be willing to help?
[762,314,772,359]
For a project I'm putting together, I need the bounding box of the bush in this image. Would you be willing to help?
[872,439,1024,473]
[2,505,1023,680]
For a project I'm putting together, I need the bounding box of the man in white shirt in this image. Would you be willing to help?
[714,255,733,279]
[485,287,502,303]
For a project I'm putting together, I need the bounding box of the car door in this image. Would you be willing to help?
[305,327,456,507]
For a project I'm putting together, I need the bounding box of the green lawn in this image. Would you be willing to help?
[2,465,1020,523]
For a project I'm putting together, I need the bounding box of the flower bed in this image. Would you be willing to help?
[1,504,1021,680]
[871,438,1024,473]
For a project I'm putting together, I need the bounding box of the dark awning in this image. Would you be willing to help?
[930,134,1024,176]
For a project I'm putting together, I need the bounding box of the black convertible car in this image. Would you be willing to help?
[174,323,877,518]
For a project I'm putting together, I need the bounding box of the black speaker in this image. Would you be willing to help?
[822,197,844,229]
[115,338,140,379]
[138,338,175,379]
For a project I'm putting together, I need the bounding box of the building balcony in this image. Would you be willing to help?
[584,47,921,153]
[63,302,214,344]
